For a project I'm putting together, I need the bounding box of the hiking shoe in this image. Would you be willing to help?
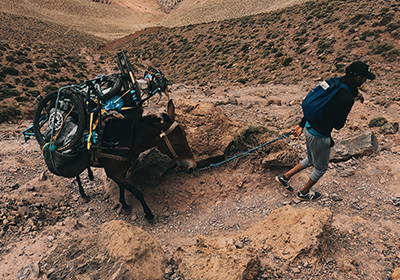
[275,174,293,193]
[296,191,322,201]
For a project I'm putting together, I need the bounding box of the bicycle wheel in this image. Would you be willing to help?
[99,73,122,101]
[33,88,86,151]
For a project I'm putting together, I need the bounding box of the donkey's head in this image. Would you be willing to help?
[154,100,196,172]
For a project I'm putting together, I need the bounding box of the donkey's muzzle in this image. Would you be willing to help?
[178,158,197,173]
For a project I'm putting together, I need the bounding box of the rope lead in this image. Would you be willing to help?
[209,131,293,168]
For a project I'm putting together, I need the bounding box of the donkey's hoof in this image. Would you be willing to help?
[145,213,154,220]
[81,196,90,203]
[120,206,132,215]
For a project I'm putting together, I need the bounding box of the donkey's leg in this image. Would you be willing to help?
[115,179,154,220]
[104,163,154,219]
[123,183,154,220]
[75,175,90,203]
[104,168,132,211]
[87,167,94,181]
[118,184,130,210]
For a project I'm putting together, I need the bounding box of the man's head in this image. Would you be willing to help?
[346,61,376,87]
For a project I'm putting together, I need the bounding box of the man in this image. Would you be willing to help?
[276,61,376,201]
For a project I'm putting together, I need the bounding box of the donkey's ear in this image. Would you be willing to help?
[167,99,175,121]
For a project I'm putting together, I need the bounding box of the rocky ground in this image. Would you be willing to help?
[1,80,399,279]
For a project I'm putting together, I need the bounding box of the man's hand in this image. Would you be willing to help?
[355,89,365,103]
[292,125,303,137]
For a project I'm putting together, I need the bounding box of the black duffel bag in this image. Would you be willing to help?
[43,145,90,178]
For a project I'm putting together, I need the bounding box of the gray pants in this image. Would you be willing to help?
[300,128,331,182]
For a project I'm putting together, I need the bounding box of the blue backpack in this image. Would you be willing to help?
[301,78,351,122]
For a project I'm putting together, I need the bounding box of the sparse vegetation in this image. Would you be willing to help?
[0,104,20,122]
[369,117,388,127]
[0,0,399,123]
[227,125,271,155]
[106,0,399,87]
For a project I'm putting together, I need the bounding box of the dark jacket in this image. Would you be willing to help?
[299,75,359,137]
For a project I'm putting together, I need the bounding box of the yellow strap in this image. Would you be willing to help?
[129,72,136,84]
[113,89,130,103]
[159,121,179,159]
[121,107,134,111]
[160,121,178,138]
[87,112,94,150]
[162,135,179,159]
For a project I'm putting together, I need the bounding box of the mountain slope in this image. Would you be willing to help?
[0,0,311,40]
[0,0,162,40]
[162,0,306,27]
[0,0,399,124]
[107,0,399,89]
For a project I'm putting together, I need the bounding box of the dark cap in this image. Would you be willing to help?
[346,61,376,80]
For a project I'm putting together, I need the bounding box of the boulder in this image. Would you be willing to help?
[261,141,299,167]
[44,220,166,280]
[173,206,332,279]
[128,148,175,185]
[174,235,260,280]
[330,131,378,162]
[241,205,332,262]
[393,267,400,280]
[174,99,241,165]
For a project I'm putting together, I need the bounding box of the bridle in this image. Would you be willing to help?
[159,121,179,159]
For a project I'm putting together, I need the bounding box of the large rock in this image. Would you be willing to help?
[174,99,241,165]
[44,220,166,280]
[128,148,175,185]
[174,99,298,168]
[261,141,299,167]
[241,205,332,262]
[99,220,166,279]
[393,268,400,280]
[174,235,260,280]
[173,206,332,279]
[330,131,378,162]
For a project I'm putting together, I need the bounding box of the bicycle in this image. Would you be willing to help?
[32,73,122,152]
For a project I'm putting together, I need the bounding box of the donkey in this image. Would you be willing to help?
[76,100,196,220]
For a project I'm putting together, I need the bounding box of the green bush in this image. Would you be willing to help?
[35,62,48,69]
[0,85,19,101]
[227,125,271,154]
[2,66,19,76]
[371,41,394,55]
[369,117,388,127]
[6,55,15,62]
[0,105,20,123]
[237,78,248,84]
[43,85,58,93]
[15,96,29,102]
[22,78,35,87]
[282,57,293,66]
[387,21,400,32]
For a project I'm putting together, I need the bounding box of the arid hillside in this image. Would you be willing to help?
[0,0,305,41]
[0,0,162,40]
[2,0,398,123]
[158,0,306,27]
[105,0,399,89]
[0,0,400,279]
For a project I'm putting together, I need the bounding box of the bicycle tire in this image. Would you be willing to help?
[99,73,122,101]
[33,88,86,151]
